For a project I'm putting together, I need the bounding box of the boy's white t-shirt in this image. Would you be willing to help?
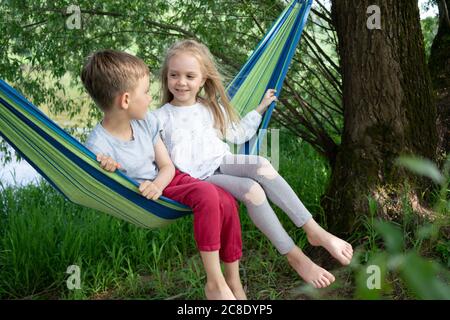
[152,102,262,180]
[85,111,161,183]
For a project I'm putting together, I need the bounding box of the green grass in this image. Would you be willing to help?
[1,131,448,300]
[0,130,331,300]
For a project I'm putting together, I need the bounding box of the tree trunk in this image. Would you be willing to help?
[429,0,450,165]
[323,1,438,236]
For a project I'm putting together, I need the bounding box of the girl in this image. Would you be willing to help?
[153,40,353,289]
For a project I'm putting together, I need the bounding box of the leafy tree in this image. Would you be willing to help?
[0,1,342,164]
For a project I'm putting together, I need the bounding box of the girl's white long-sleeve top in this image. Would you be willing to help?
[152,102,262,180]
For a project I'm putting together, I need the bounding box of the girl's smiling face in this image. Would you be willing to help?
[167,52,206,106]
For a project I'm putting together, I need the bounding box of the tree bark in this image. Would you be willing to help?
[323,1,438,236]
[429,0,450,165]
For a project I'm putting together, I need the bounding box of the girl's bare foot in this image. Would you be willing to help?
[205,280,236,300]
[303,219,354,265]
[286,246,335,288]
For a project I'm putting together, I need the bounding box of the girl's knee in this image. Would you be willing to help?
[244,182,266,206]
[256,156,278,180]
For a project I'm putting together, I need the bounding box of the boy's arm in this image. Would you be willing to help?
[152,136,175,191]
[139,137,175,200]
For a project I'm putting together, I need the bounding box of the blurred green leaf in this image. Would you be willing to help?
[395,156,444,185]
[368,196,378,216]
[417,223,437,241]
[400,252,450,300]
[375,220,404,253]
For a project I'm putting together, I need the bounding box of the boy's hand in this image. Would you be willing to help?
[139,180,162,200]
[97,154,121,172]
[256,89,277,114]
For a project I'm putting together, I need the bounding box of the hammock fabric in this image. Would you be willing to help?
[0,0,313,229]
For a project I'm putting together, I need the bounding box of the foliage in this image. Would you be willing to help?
[0,0,344,164]
[421,16,439,60]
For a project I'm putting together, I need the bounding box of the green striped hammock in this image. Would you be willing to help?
[0,0,313,229]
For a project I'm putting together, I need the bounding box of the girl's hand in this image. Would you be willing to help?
[256,89,277,114]
[139,180,163,200]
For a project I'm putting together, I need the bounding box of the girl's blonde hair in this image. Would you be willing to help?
[160,39,239,135]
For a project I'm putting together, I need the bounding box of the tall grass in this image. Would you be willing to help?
[0,130,330,299]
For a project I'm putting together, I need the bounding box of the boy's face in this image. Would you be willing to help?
[127,75,152,120]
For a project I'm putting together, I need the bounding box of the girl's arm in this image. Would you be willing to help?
[255,89,277,115]
[224,89,277,144]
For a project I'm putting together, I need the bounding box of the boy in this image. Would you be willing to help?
[81,49,245,300]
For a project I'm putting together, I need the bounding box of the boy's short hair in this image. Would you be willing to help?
[81,49,149,110]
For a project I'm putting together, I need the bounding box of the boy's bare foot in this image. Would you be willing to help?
[225,280,247,300]
[304,220,353,265]
[286,246,335,288]
[205,281,236,300]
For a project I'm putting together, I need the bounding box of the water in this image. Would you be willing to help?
[0,127,88,187]
[0,150,42,187]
